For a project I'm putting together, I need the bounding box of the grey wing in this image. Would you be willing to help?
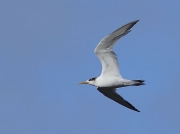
[94,20,139,77]
[97,88,140,112]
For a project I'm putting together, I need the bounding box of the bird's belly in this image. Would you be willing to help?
[96,77,125,88]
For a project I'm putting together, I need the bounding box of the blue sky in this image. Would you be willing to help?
[0,0,180,134]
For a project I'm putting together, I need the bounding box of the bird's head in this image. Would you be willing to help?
[79,77,97,86]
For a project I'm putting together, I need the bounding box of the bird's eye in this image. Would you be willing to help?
[89,77,96,81]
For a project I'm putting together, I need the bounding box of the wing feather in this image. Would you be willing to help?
[94,20,139,76]
[97,88,140,112]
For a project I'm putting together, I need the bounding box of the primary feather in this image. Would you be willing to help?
[94,20,139,77]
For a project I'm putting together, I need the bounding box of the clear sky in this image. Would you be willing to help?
[0,0,180,134]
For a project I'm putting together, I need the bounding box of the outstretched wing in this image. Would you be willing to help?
[97,87,140,112]
[94,20,139,77]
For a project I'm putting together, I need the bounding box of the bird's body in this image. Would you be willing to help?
[90,76,135,88]
[79,20,145,112]
[94,76,124,88]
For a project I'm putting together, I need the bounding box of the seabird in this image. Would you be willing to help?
[79,20,144,112]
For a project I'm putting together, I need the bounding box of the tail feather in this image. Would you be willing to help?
[132,80,145,86]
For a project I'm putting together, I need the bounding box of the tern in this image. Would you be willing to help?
[79,20,144,112]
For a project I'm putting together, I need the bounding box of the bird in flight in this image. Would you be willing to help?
[79,20,144,112]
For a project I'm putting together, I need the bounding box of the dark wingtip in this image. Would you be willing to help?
[127,20,139,31]
[132,20,139,25]
[132,107,140,112]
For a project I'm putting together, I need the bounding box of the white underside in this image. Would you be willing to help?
[93,75,133,88]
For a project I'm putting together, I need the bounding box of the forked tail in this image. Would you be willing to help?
[132,80,145,86]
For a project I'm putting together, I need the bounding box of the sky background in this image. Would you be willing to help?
[0,0,180,134]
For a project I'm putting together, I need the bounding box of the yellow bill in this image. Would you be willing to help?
[79,81,88,84]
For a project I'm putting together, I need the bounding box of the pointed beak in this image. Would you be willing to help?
[79,81,88,85]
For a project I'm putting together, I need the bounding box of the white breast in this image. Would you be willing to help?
[95,76,126,88]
